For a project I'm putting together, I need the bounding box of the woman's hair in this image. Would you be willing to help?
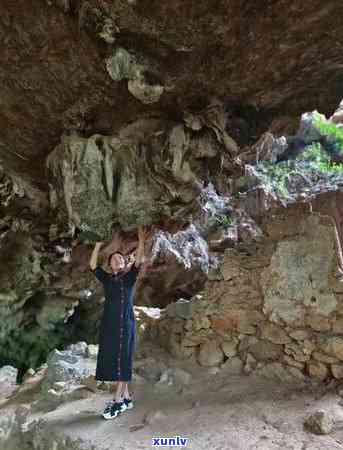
[108,251,125,266]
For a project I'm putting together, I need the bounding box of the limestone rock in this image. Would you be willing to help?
[0,365,18,384]
[287,366,306,381]
[220,357,243,375]
[105,47,134,81]
[168,339,196,361]
[304,410,334,435]
[284,341,315,363]
[312,352,339,364]
[283,355,305,370]
[330,100,343,125]
[86,344,99,359]
[240,132,288,165]
[220,339,238,358]
[171,368,192,386]
[106,47,164,104]
[47,119,231,236]
[243,353,257,374]
[156,367,191,387]
[249,340,283,361]
[210,309,263,336]
[0,406,30,450]
[3,0,343,187]
[331,364,343,379]
[128,76,164,105]
[261,216,338,326]
[197,340,224,367]
[180,330,209,347]
[297,111,326,144]
[306,314,331,332]
[238,336,259,353]
[196,185,232,229]
[307,361,329,380]
[193,315,211,331]
[23,368,36,382]
[43,348,96,389]
[32,381,92,412]
[288,330,310,341]
[332,317,343,334]
[319,337,343,361]
[140,225,209,307]
[66,342,88,357]
[261,323,291,344]
[134,357,166,382]
[4,1,343,395]
[255,362,301,383]
[0,365,18,399]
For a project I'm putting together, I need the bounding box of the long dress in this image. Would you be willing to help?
[92,263,139,382]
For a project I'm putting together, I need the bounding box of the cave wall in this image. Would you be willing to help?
[153,208,343,381]
[2,0,343,380]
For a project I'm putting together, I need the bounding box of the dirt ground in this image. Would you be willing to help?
[16,358,343,450]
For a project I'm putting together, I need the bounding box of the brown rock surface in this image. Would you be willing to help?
[1,0,343,183]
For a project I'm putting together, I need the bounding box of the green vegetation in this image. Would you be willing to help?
[215,214,232,228]
[240,117,343,202]
[261,162,295,198]
[299,142,328,163]
[317,161,343,173]
[256,140,343,200]
[0,323,69,378]
[299,142,343,173]
[314,116,343,150]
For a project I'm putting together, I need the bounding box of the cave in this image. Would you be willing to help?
[2,1,343,449]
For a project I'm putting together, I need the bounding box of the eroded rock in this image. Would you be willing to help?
[304,410,334,435]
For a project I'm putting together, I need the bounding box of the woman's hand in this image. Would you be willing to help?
[138,225,152,242]
[136,225,153,266]
[101,230,124,255]
[90,242,104,270]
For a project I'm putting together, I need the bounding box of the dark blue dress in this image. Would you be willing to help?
[92,263,139,382]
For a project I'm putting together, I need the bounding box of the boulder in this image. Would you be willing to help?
[197,340,224,367]
[0,366,18,384]
[220,357,243,375]
[304,410,334,435]
[307,361,329,380]
[43,348,96,390]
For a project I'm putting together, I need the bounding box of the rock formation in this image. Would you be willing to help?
[2,0,343,391]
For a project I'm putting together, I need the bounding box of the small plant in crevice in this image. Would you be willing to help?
[299,142,343,173]
[299,142,326,163]
[317,161,343,173]
[214,214,233,229]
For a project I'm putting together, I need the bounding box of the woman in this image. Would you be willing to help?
[89,225,149,419]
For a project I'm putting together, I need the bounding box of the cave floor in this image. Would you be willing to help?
[22,361,343,450]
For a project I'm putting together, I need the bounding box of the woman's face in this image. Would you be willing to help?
[110,253,125,272]
[128,251,136,264]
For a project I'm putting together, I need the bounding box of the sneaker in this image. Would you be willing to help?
[102,400,115,415]
[123,397,134,410]
[102,401,126,420]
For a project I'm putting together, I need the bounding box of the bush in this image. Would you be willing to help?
[315,118,343,150]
